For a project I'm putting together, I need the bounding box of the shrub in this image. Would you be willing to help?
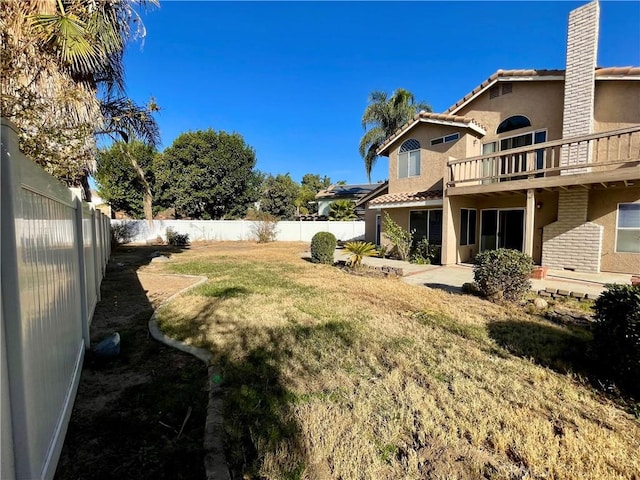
[310,232,337,264]
[382,212,413,261]
[344,241,378,267]
[473,249,533,302]
[111,221,136,246]
[410,238,441,265]
[166,227,190,246]
[250,212,278,243]
[592,284,640,397]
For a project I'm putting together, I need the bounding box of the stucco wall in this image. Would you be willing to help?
[589,186,640,273]
[363,203,380,244]
[387,124,477,195]
[594,81,640,132]
[456,81,566,144]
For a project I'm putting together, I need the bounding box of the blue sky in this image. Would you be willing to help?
[122,1,640,185]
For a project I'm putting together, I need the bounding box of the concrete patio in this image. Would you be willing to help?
[334,249,633,298]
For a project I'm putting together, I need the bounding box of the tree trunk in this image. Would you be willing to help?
[121,145,153,224]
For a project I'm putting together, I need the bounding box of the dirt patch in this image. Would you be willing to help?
[55,246,208,480]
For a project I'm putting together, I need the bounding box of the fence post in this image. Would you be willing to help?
[90,207,101,303]
[1,120,19,479]
[71,190,91,350]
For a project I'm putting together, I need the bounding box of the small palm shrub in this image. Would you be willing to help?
[382,212,413,260]
[592,284,640,397]
[473,249,533,302]
[344,241,378,267]
[166,227,190,246]
[310,232,337,264]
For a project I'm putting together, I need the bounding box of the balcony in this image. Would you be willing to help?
[447,126,640,195]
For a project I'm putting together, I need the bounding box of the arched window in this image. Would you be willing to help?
[398,139,420,178]
[496,115,531,134]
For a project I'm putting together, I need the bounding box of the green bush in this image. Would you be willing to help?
[592,284,640,397]
[166,227,190,246]
[473,249,533,302]
[310,232,337,264]
[410,238,441,265]
[382,212,412,261]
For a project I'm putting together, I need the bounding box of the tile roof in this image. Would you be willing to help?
[446,67,640,114]
[376,111,486,156]
[369,189,443,206]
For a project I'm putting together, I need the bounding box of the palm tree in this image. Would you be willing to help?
[359,89,431,182]
[328,200,357,221]
[1,0,159,211]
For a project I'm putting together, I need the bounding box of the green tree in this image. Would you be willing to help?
[260,174,300,220]
[359,89,431,182]
[296,173,331,215]
[328,200,357,221]
[95,141,157,219]
[155,129,259,219]
[1,0,159,192]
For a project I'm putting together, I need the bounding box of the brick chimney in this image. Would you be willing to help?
[542,1,603,273]
[560,1,600,172]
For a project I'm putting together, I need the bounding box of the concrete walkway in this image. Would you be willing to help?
[335,250,633,298]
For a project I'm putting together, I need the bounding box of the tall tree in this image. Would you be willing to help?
[359,89,431,182]
[155,129,259,219]
[296,173,332,215]
[95,141,157,219]
[260,174,300,220]
[0,0,159,195]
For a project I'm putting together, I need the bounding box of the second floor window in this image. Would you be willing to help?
[398,139,421,178]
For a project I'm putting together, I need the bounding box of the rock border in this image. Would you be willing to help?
[147,274,231,480]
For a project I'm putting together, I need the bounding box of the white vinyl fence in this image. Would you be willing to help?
[1,119,111,480]
[112,219,366,243]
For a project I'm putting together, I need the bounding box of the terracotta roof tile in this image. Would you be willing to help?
[595,66,640,76]
[369,189,443,206]
[445,67,639,114]
[377,111,486,155]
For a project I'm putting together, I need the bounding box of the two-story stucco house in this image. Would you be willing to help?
[368,1,639,274]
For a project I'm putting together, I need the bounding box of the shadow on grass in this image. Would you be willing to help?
[487,320,592,375]
[55,244,207,480]
[422,282,464,294]
[159,298,360,479]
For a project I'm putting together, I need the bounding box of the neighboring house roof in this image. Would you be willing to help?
[369,189,443,209]
[315,183,380,200]
[446,66,640,115]
[355,181,389,208]
[376,111,487,156]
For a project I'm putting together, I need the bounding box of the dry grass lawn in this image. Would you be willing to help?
[155,242,639,480]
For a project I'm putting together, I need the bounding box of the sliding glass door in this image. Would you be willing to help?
[480,209,525,252]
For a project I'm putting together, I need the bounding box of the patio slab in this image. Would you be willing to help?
[335,249,633,298]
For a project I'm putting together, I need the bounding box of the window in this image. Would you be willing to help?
[496,115,531,134]
[410,209,443,246]
[482,129,547,181]
[398,139,420,178]
[616,203,640,253]
[501,83,513,95]
[460,209,477,246]
[489,85,500,99]
[430,133,460,146]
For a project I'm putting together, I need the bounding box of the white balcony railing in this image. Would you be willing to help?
[447,126,640,188]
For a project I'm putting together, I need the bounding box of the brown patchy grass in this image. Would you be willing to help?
[155,242,639,480]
